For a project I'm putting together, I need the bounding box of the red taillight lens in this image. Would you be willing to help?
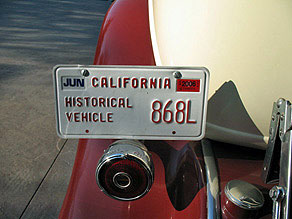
[96,140,154,201]
[98,158,149,199]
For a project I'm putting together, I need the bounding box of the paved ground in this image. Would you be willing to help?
[0,0,111,218]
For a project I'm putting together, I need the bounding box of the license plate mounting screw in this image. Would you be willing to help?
[173,71,182,79]
[81,69,90,77]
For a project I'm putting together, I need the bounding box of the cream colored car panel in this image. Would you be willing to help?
[150,0,292,149]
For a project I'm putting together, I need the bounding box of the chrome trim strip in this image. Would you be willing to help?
[148,0,162,66]
[201,139,221,219]
[277,100,292,219]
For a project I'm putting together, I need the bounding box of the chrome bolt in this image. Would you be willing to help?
[280,114,285,121]
[81,69,90,77]
[173,71,182,79]
[277,98,285,108]
[269,186,285,201]
[280,128,283,136]
[272,115,276,121]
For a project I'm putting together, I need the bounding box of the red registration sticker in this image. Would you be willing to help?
[176,79,200,92]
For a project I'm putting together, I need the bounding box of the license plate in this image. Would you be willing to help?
[53,65,209,140]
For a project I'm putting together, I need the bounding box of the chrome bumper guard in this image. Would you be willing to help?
[262,98,292,219]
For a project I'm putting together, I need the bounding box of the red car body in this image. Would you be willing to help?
[59,0,275,218]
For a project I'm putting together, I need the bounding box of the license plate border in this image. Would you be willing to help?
[53,65,210,140]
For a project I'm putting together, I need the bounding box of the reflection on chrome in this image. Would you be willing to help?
[96,140,154,201]
[202,139,220,219]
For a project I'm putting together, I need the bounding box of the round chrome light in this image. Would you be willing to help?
[96,140,154,201]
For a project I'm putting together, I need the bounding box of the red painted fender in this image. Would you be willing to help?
[93,0,155,66]
[59,0,207,218]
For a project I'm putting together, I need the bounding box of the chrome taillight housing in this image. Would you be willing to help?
[96,140,154,201]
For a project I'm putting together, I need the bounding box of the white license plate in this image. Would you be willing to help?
[53,65,209,140]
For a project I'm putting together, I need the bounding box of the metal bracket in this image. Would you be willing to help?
[262,98,292,219]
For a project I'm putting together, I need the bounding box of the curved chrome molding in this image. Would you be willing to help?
[201,139,221,219]
[148,0,162,66]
